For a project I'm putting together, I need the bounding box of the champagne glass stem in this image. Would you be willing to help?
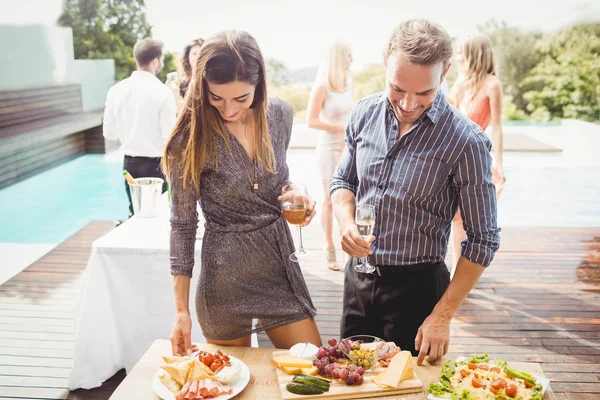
[296,225,305,254]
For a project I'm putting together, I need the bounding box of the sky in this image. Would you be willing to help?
[1,0,598,70]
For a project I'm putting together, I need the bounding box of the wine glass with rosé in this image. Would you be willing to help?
[281,183,310,262]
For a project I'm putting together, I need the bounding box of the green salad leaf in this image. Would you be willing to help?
[451,389,478,400]
[428,382,454,398]
[428,359,457,397]
[440,359,457,385]
[530,383,544,400]
[465,353,490,364]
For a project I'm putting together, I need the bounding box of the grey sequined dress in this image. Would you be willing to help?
[169,98,317,340]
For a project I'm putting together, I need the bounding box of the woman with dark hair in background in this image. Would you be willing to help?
[166,39,205,112]
[179,38,205,98]
[163,30,322,353]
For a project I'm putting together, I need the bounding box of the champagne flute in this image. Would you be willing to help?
[166,71,179,89]
[355,204,376,273]
[281,183,310,262]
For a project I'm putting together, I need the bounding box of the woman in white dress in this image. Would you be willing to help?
[306,39,354,271]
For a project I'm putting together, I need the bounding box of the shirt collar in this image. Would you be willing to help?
[425,89,448,124]
[131,70,158,80]
[376,92,387,104]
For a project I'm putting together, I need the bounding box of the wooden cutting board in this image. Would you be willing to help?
[272,350,424,399]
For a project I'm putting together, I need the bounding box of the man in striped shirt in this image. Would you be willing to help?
[330,20,500,365]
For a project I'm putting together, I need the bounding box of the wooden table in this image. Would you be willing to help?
[109,339,556,400]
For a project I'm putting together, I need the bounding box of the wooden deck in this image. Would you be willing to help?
[0,222,598,399]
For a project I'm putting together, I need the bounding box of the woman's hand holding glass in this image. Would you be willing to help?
[279,183,316,261]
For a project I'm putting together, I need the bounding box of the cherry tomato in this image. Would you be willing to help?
[471,378,483,388]
[468,363,478,370]
[210,358,224,372]
[490,387,500,395]
[213,350,231,366]
[524,380,535,388]
[460,369,470,378]
[490,367,501,373]
[478,363,489,371]
[491,378,508,390]
[200,352,214,367]
[506,384,518,398]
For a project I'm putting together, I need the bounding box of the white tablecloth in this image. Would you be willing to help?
[68,196,206,390]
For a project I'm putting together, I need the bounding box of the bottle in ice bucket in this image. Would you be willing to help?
[125,172,164,218]
[123,170,137,185]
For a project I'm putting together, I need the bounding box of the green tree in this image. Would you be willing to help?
[269,86,311,119]
[352,64,385,100]
[156,52,178,83]
[266,57,290,87]
[58,0,153,81]
[521,23,600,122]
[477,19,543,117]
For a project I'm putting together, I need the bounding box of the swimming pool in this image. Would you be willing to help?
[0,155,129,244]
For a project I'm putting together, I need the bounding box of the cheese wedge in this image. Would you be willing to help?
[281,366,301,375]
[300,366,319,376]
[373,350,414,388]
[271,354,314,369]
[289,343,319,360]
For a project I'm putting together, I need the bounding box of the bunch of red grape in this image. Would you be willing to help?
[313,338,366,385]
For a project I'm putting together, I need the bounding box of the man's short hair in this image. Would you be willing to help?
[133,38,164,67]
[384,19,453,67]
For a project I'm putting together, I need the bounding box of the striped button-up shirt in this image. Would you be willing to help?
[330,90,500,268]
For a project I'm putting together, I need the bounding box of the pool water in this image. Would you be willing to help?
[496,163,600,227]
[0,155,129,244]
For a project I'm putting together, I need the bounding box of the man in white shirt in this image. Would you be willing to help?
[103,38,176,216]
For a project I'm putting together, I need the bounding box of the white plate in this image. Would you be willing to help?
[153,356,251,400]
[427,357,550,400]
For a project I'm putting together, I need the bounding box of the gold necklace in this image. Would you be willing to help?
[224,123,259,190]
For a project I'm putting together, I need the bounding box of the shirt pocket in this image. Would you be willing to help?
[402,155,451,198]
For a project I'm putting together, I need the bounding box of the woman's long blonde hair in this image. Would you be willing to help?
[316,39,352,93]
[452,33,497,110]
[162,30,276,194]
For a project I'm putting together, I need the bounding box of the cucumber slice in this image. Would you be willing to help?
[286,382,325,395]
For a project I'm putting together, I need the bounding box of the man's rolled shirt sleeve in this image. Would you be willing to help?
[454,134,501,267]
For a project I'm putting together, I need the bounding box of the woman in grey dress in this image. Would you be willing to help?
[163,30,322,354]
